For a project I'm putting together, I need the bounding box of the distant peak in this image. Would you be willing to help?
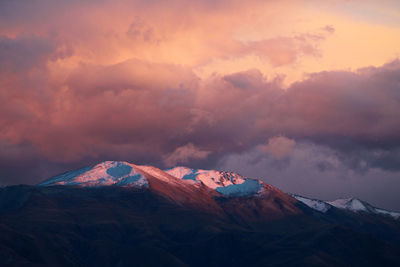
[291,194,331,213]
[327,197,368,212]
[294,194,400,220]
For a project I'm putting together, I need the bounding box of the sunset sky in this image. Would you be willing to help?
[1,0,400,210]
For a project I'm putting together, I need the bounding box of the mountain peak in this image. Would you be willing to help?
[327,197,366,211]
[293,194,400,220]
[38,161,266,198]
[38,161,149,188]
[164,166,265,197]
[36,161,303,220]
[38,161,399,220]
[290,194,331,213]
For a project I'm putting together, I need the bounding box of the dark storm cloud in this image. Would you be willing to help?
[267,60,400,170]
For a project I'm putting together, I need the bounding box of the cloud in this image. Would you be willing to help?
[259,136,296,159]
[0,0,327,69]
[0,35,57,73]
[267,60,400,143]
[1,58,400,177]
[243,26,335,66]
[222,69,267,90]
[163,143,211,166]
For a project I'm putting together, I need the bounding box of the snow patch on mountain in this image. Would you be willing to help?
[374,208,400,219]
[216,179,263,197]
[165,167,244,188]
[165,166,264,196]
[136,165,199,186]
[291,194,331,213]
[293,194,400,220]
[327,198,368,212]
[165,167,196,181]
[327,197,400,219]
[38,161,148,188]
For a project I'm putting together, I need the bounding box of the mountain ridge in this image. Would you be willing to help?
[38,160,400,220]
[1,161,400,266]
[292,194,400,220]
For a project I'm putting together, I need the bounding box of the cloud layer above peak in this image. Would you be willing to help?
[2,58,400,178]
[0,0,400,210]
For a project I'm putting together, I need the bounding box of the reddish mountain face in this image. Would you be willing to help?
[38,161,400,221]
[38,161,303,221]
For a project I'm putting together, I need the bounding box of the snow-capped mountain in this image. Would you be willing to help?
[293,194,400,220]
[290,194,331,213]
[38,160,399,220]
[38,161,149,188]
[2,161,400,266]
[328,197,400,219]
[37,161,301,220]
[39,161,266,197]
[328,197,369,212]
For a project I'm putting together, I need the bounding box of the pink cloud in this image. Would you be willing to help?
[1,55,400,168]
[260,136,296,159]
[163,143,211,167]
